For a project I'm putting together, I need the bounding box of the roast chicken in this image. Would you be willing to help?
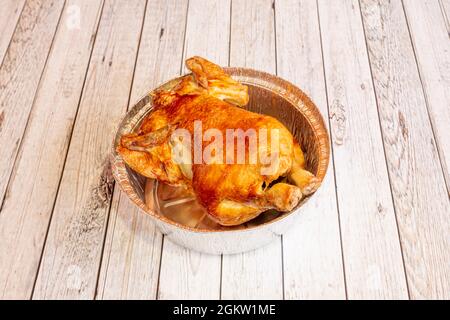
[117,56,318,226]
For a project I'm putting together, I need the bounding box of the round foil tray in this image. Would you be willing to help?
[110,68,330,254]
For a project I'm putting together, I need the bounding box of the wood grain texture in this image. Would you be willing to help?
[32,0,146,299]
[403,0,450,194]
[361,0,450,299]
[318,0,408,299]
[0,0,447,300]
[439,0,450,31]
[0,0,65,215]
[275,0,346,300]
[97,188,163,299]
[0,0,104,299]
[0,0,25,64]
[159,240,222,300]
[156,0,226,300]
[96,0,188,300]
[182,0,231,70]
[220,0,283,300]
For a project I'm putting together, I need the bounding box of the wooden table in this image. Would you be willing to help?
[0,0,448,300]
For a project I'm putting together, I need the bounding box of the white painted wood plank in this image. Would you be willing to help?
[159,239,222,300]
[403,0,450,195]
[317,0,408,299]
[275,0,346,300]
[97,188,163,300]
[0,0,104,299]
[361,0,450,299]
[229,0,276,71]
[220,0,283,300]
[156,0,227,300]
[32,0,147,299]
[0,0,25,64]
[97,0,188,300]
[182,0,231,70]
[439,0,449,31]
[0,0,65,215]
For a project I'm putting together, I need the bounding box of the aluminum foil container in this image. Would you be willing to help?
[110,68,330,254]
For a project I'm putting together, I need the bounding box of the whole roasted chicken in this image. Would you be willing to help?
[118,57,318,226]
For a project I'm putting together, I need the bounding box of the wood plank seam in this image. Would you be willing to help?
[0,0,26,69]
[94,0,148,297]
[357,0,411,299]
[154,237,165,300]
[361,0,450,298]
[317,0,409,299]
[438,0,449,31]
[274,0,345,299]
[219,0,232,299]
[271,0,286,301]
[31,0,148,299]
[155,0,190,300]
[315,0,349,299]
[221,0,283,299]
[401,0,450,196]
[0,0,107,298]
[96,189,120,299]
[218,254,223,300]
[93,0,150,299]
[96,0,190,300]
[28,0,106,298]
[0,0,67,214]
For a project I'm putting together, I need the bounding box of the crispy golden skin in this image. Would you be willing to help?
[117,56,318,226]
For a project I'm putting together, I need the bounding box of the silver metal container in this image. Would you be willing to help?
[110,68,330,254]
